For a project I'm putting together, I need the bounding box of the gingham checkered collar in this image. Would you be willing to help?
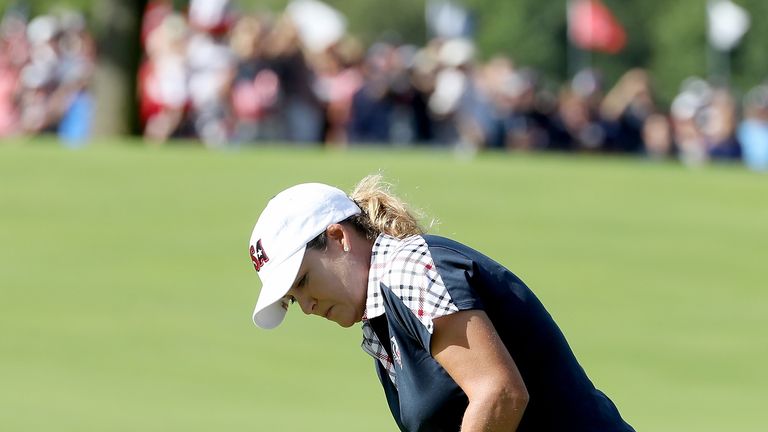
[363,233,399,320]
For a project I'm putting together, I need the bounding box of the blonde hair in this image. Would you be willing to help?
[305,175,423,251]
[348,174,423,240]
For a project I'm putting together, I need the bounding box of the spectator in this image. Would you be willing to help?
[263,13,323,143]
[18,14,59,134]
[0,10,26,137]
[0,55,19,137]
[670,78,710,166]
[388,44,423,146]
[601,68,657,154]
[348,42,398,144]
[428,37,482,147]
[229,14,280,143]
[139,13,189,143]
[738,85,768,171]
[310,36,364,146]
[52,10,95,146]
[472,55,512,149]
[186,0,237,147]
[141,0,173,46]
[669,78,742,165]
[642,113,674,160]
[406,42,440,144]
[547,69,610,152]
[502,67,553,151]
[699,87,741,161]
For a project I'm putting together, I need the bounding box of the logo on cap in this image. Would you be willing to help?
[250,240,270,272]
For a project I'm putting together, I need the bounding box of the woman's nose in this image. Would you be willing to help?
[297,296,316,315]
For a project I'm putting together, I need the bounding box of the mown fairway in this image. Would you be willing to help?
[1,142,766,431]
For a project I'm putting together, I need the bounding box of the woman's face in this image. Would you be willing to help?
[284,225,371,328]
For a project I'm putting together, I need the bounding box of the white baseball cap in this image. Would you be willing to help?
[249,183,361,329]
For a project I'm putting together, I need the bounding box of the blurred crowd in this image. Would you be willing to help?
[0,6,94,146]
[3,0,768,170]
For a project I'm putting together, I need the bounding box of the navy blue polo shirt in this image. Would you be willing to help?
[360,234,634,432]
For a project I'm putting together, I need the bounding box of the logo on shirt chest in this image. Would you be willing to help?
[390,336,402,369]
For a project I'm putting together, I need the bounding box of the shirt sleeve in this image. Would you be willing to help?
[380,237,458,334]
[425,244,486,312]
[380,237,485,351]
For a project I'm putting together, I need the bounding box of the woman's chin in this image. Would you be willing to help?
[336,318,356,328]
[333,312,357,328]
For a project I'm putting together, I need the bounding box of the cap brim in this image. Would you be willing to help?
[251,245,307,329]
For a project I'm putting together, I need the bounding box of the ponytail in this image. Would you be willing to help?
[348,174,423,240]
[305,175,424,251]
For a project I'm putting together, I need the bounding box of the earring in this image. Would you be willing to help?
[343,244,350,252]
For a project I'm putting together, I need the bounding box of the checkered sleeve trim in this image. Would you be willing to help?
[382,235,459,334]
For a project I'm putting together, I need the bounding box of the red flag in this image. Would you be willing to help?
[568,0,627,54]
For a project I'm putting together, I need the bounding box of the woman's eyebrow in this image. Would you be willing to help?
[290,272,307,292]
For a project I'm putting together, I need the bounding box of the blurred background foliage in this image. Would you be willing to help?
[2,0,767,104]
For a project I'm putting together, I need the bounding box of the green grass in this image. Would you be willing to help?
[1,141,766,431]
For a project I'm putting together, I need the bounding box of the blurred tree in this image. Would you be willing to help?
[238,0,428,45]
[327,0,426,44]
[0,0,90,15]
[91,0,145,136]
[466,0,566,83]
[730,0,768,95]
[648,0,707,104]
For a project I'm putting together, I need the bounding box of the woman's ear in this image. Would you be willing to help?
[325,224,347,250]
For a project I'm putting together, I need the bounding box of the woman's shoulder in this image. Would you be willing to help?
[377,234,432,274]
[378,234,481,276]
[421,234,474,254]
[383,234,472,256]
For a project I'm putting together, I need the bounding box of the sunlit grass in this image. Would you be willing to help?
[1,142,765,431]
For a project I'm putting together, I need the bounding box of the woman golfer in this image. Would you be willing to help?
[248,175,634,431]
